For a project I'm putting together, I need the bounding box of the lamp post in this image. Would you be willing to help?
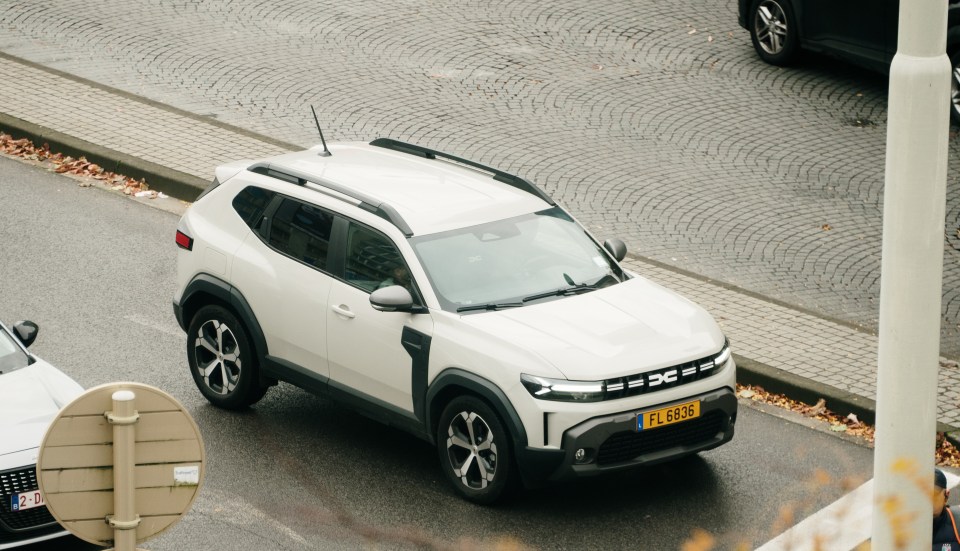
[871,0,950,547]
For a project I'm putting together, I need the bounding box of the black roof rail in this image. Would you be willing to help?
[369,138,555,205]
[247,163,414,236]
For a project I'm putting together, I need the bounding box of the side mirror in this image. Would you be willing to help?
[12,320,39,348]
[370,286,416,312]
[603,238,627,262]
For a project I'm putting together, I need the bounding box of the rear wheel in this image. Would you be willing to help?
[750,0,799,66]
[187,304,268,409]
[437,396,517,504]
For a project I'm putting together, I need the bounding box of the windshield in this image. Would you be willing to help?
[410,207,624,312]
[0,325,30,374]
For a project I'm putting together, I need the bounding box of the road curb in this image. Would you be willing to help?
[0,113,208,201]
[736,353,960,445]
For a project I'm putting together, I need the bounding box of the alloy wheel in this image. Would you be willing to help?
[193,319,242,396]
[446,411,498,489]
[754,0,789,55]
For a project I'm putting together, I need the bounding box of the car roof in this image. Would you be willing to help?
[241,141,553,236]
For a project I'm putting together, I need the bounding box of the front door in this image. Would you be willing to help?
[326,222,432,414]
[802,0,894,69]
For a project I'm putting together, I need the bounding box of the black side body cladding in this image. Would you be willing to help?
[401,327,432,422]
[425,368,565,485]
[176,276,566,484]
[174,273,274,388]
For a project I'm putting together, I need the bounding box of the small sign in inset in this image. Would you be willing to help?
[174,465,200,486]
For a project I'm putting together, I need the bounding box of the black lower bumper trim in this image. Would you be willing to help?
[520,387,737,482]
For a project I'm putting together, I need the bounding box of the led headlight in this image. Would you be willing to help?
[520,374,605,402]
[715,340,731,367]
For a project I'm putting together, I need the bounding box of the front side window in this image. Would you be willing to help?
[411,206,623,312]
[343,224,414,294]
[268,199,334,271]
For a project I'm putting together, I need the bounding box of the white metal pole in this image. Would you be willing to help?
[872,0,950,547]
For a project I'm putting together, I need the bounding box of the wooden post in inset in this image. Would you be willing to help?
[105,390,140,551]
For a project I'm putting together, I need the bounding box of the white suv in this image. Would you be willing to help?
[173,139,736,503]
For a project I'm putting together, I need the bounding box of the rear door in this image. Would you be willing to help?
[232,192,336,379]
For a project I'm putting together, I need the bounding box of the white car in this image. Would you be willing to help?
[0,320,83,548]
[173,138,737,503]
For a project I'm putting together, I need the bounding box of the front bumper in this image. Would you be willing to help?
[516,387,736,484]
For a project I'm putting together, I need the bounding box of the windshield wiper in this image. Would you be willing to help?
[522,284,597,303]
[522,273,620,303]
[456,302,525,313]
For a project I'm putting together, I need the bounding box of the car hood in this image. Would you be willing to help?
[0,360,84,459]
[460,277,724,380]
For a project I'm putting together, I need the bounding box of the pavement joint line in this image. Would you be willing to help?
[4,46,960,437]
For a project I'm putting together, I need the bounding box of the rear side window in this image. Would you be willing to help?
[232,186,275,230]
[269,199,335,270]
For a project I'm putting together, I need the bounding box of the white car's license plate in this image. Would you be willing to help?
[637,400,701,431]
[10,489,44,512]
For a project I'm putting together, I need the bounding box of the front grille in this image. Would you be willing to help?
[597,411,727,465]
[0,466,58,532]
[600,343,728,400]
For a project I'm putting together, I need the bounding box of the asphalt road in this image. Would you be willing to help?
[0,155,875,549]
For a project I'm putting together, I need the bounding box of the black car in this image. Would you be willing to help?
[738,0,960,121]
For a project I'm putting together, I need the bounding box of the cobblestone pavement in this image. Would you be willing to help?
[2,0,960,422]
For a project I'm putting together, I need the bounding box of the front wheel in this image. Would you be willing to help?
[187,304,268,409]
[437,396,517,504]
[750,0,799,66]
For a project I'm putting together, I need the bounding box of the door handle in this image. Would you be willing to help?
[331,304,356,319]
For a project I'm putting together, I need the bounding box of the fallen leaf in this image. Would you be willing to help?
[803,398,827,417]
[821,224,832,231]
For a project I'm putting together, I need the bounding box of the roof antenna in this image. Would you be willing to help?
[310,105,332,157]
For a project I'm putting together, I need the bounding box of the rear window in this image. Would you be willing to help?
[232,186,275,230]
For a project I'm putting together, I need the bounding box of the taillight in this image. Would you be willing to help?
[176,230,193,250]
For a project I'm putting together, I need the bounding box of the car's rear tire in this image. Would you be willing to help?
[750,0,799,66]
[187,304,268,409]
[950,50,960,125]
[437,396,517,504]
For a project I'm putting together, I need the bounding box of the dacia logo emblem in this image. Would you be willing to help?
[647,370,678,387]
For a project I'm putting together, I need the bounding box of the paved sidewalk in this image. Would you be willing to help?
[3,52,959,431]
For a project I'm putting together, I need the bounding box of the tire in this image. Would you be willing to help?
[750,0,799,66]
[950,50,960,125]
[437,396,517,504]
[187,304,268,409]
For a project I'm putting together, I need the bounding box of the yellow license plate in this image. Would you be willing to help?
[638,400,701,431]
